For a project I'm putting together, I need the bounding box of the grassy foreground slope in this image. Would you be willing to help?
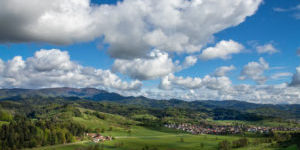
[12,107,250,150]
[28,111,295,150]
[0,99,298,150]
[29,129,282,150]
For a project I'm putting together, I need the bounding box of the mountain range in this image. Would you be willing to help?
[0,87,299,119]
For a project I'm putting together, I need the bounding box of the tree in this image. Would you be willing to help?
[218,140,231,150]
[0,110,12,121]
[57,131,66,144]
[50,130,58,145]
[180,137,184,143]
[95,128,101,134]
[200,142,204,149]
[29,139,38,148]
[142,145,149,150]
[101,128,105,133]
[232,138,248,148]
[73,109,82,117]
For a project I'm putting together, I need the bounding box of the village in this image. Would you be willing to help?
[164,123,300,135]
[84,123,299,143]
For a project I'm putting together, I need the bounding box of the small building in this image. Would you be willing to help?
[86,133,113,143]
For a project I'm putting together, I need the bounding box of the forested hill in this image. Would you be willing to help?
[0,88,299,119]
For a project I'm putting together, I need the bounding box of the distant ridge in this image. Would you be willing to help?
[0,88,299,119]
[0,87,298,105]
[0,87,128,101]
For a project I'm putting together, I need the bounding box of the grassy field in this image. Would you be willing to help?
[72,108,139,137]
[27,135,277,150]
[27,125,286,150]
[23,108,299,150]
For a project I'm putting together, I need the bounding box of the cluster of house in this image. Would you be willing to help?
[247,126,300,134]
[165,123,300,135]
[165,123,242,135]
[86,133,113,143]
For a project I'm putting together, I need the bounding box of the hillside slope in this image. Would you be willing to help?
[0,88,299,119]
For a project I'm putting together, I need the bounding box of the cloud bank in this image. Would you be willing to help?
[0,49,141,91]
[156,72,300,104]
[0,0,262,59]
[0,49,299,104]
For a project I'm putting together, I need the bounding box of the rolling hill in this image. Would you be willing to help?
[0,88,299,119]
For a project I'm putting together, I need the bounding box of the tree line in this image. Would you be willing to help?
[0,115,86,150]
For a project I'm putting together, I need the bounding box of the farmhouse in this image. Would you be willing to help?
[86,133,112,143]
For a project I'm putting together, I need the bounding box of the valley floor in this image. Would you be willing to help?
[26,126,297,150]
[1,100,298,150]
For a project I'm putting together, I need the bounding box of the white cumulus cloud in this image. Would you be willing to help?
[183,55,198,68]
[256,43,279,54]
[290,67,300,86]
[239,57,269,84]
[0,49,142,91]
[200,40,244,60]
[153,82,300,104]
[160,74,203,90]
[0,0,262,59]
[159,74,232,91]
[213,65,236,77]
[112,50,178,80]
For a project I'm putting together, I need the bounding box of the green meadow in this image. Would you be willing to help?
[28,126,281,150]
[25,111,290,150]
[1,102,298,150]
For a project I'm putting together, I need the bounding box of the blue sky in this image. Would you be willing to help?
[0,0,299,104]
